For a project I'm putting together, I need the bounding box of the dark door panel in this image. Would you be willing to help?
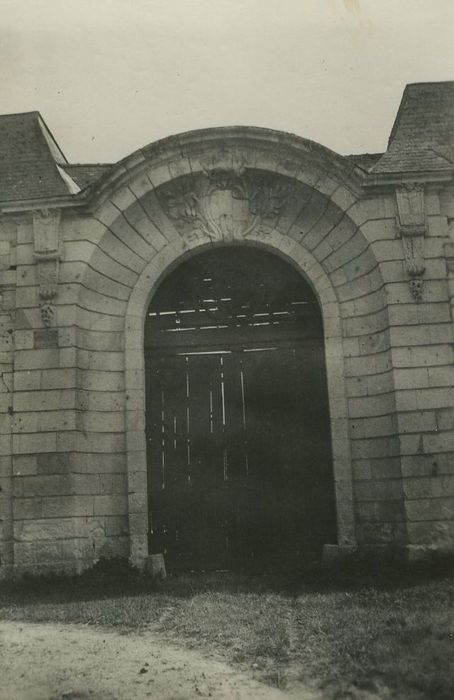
[145,248,336,572]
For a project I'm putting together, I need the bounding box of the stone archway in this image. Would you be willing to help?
[123,231,356,566]
[76,127,392,566]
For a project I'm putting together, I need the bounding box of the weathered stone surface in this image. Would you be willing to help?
[0,110,453,578]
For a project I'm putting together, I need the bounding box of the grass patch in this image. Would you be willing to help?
[1,559,454,699]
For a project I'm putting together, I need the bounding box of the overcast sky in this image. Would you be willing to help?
[1,0,453,163]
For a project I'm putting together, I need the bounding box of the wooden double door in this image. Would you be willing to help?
[145,248,336,572]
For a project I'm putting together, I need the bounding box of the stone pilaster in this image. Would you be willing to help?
[446,241,454,325]
[395,183,426,301]
[33,209,62,327]
[0,228,15,573]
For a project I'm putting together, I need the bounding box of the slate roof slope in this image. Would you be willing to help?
[62,164,112,191]
[345,153,383,171]
[372,81,454,175]
[0,111,75,202]
[1,83,454,203]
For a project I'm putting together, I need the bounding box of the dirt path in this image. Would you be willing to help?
[0,621,319,700]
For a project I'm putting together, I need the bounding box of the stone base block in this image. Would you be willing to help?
[144,553,166,579]
[404,544,454,563]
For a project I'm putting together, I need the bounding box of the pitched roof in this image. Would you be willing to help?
[0,111,76,202]
[62,164,112,191]
[345,153,383,171]
[372,81,454,175]
[1,82,454,204]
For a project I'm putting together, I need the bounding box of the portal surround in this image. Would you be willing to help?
[124,230,356,566]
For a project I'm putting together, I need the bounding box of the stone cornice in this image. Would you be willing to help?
[83,127,365,212]
[363,169,454,190]
[0,195,85,215]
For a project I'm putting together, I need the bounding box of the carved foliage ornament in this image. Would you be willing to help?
[157,161,294,242]
[395,183,426,301]
[33,209,62,326]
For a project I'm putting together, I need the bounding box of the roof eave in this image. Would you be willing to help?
[0,192,87,214]
[364,168,454,189]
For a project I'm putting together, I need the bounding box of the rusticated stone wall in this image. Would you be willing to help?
[1,127,453,577]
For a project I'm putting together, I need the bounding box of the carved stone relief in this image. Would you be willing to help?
[395,183,426,301]
[157,165,295,243]
[32,209,62,326]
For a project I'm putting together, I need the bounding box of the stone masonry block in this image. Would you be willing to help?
[353,479,402,502]
[348,393,396,418]
[13,389,76,413]
[99,473,127,495]
[14,330,34,350]
[13,432,57,455]
[392,345,453,369]
[416,388,454,411]
[406,498,454,522]
[403,475,454,500]
[78,348,124,372]
[427,365,454,388]
[109,216,155,263]
[14,518,76,541]
[98,231,145,274]
[18,474,72,497]
[12,455,38,476]
[71,452,126,474]
[87,247,139,288]
[406,521,454,547]
[356,501,405,523]
[72,473,101,495]
[77,432,126,454]
[78,287,127,317]
[126,449,147,473]
[87,392,124,412]
[14,349,60,371]
[351,436,400,461]
[350,414,396,439]
[76,329,124,353]
[83,268,131,301]
[105,515,129,537]
[393,368,429,391]
[37,452,72,475]
[423,431,454,454]
[40,495,94,518]
[397,411,437,434]
[56,431,77,452]
[128,490,147,514]
[122,200,167,250]
[401,454,454,478]
[79,370,124,392]
[77,307,124,333]
[80,411,124,433]
[94,494,128,516]
[436,408,454,431]
[13,497,44,520]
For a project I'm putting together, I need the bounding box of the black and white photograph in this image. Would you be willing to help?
[0,1,454,698]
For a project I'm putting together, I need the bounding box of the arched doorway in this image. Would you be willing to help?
[144,247,337,572]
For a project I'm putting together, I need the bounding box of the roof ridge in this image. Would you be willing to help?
[64,163,113,168]
[0,110,42,119]
[36,114,68,165]
[406,80,454,88]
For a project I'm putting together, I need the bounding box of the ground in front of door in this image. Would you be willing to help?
[0,621,321,700]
